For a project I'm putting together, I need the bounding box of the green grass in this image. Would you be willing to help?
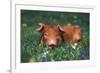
[21,10,89,63]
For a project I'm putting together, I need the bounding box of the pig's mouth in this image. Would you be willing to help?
[48,44,59,48]
[48,44,56,48]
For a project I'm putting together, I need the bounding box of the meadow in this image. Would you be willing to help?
[21,10,89,63]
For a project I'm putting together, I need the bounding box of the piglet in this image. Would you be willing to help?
[37,24,63,48]
[58,24,82,49]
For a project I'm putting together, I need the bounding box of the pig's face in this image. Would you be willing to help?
[73,26,82,42]
[37,24,62,48]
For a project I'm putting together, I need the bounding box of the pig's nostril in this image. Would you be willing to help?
[77,38,81,42]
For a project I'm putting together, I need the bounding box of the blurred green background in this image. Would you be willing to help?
[21,10,90,63]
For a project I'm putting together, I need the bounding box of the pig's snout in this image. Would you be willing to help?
[48,40,57,48]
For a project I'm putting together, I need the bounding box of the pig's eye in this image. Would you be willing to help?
[57,38,60,42]
[44,33,48,36]
[56,34,59,36]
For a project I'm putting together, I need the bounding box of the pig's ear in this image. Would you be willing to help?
[36,24,45,32]
[57,25,64,32]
